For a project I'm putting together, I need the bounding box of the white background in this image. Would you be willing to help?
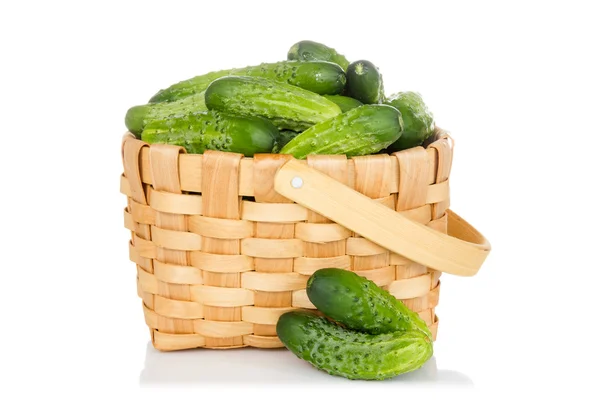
[1,0,599,398]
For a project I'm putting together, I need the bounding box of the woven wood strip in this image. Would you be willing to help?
[395,147,431,211]
[253,154,295,203]
[122,138,148,205]
[149,188,203,215]
[127,200,155,225]
[242,306,295,325]
[429,135,453,219]
[190,252,254,273]
[294,222,352,243]
[401,282,441,312]
[152,330,206,351]
[124,208,135,232]
[291,289,314,309]
[138,266,158,294]
[385,274,432,300]
[241,201,308,222]
[293,255,351,275]
[151,226,202,251]
[188,215,253,239]
[353,265,395,286]
[153,260,203,285]
[133,234,156,259]
[242,335,283,348]
[149,144,191,307]
[143,304,194,334]
[190,285,254,307]
[129,241,152,271]
[241,272,309,292]
[426,180,449,205]
[241,238,303,258]
[154,295,204,319]
[200,151,244,347]
[346,237,387,256]
[418,309,435,325]
[193,320,254,338]
[399,204,433,225]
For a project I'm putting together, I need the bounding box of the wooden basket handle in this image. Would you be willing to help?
[274,159,491,277]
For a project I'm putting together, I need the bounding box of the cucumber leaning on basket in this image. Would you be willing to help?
[123,39,437,158]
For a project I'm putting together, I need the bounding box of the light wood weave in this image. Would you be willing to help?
[121,128,453,351]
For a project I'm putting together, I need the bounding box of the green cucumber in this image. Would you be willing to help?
[149,61,346,103]
[278,104,402,159]
[346,60,385,104]
[140,110,277,156]
[272,130,300,153]
[384,92,435,151]
[125,91,207,136]
[205,76,342,131]
[322,95,363,113]
[276,310,433,380]
[306,268,432,339]
[287,40,350,71]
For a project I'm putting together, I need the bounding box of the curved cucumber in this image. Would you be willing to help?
[306,268,432,339]
[125,91,207,136]
[140,110,277,156]
[278,104,402,159]
[276,311,433,380]
[346,60,385,104]
[322,95,363,113]
[287,40,350,71]
[149,61,346,103]
[205,76,341,131]
[384,91,435,151]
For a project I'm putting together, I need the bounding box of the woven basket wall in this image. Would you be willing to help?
[121,127,453,351]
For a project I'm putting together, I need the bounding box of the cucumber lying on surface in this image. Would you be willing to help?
[276,310,433,380]
[125,91,208,136]
[287,40,350,71]
[140,110,277,156]
[384,91,435,151]
[272,130,300,153]
[322,95,363,113]
[149,60,346,103]
[278,104,402,159]
[346,60,385,104]
[205,76,342,131]
[306,268,432,339]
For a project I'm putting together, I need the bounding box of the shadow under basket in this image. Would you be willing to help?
[120,127,491,351]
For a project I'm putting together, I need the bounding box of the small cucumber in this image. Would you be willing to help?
[272,130,300,153]
[140,110,277,156]
[149,61,346,103]
[322,95,363,113]
[346,60,385,104]
[306,268,432,339]
[205,76,342,131]
[278,104,402,159]
[276,310,433,380]
[125,91,207,136]
[384,91,435,151]
[287,40,350,71]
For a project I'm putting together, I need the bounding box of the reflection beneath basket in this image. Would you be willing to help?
[140,342,473,386]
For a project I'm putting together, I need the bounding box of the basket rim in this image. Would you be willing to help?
[122,126,452,161]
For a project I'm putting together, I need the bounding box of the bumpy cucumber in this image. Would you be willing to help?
[278,104,402,159]
[306,268,432,339]
[384,91,435,151]
[287,40,350,71]
[322,95,363,112]
[276,311,433,380]
[149,61,346,103]
[140,110,277,156]
[205,76,341,131]
[272,130,299,153]
[125,91,207,136]
[346,60,385,104]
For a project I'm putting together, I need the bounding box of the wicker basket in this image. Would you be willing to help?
[120,127,490,351]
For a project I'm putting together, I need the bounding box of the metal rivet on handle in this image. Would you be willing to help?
[291,177,303,188]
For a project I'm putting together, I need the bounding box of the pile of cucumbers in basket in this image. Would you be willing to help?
[125,40,436,159]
